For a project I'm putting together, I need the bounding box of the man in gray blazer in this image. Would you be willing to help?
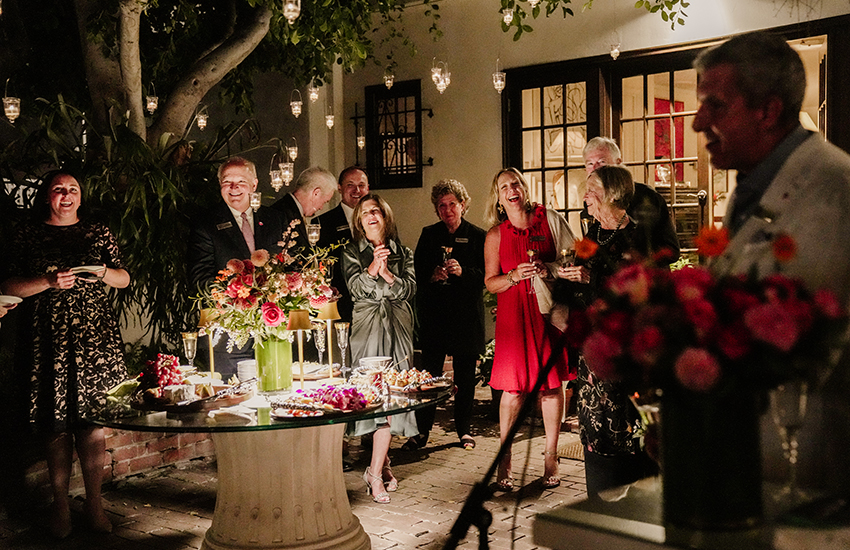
[693,31,850,495]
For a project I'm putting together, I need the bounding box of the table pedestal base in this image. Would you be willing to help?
[202,425,370,550]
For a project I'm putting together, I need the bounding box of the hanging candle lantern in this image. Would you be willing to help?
[197,110,208,130]
[3,96,20,123]
[290,89,303,118]
[287,137,298,161]
[383,68,395,90]
[283,0,300,24]
[307,79,319,103]
[325,104,334,129]
[529,0,540,7]
[502,8,514,25]
[146,95,158,115]
[270,169,283,192]
[493,58,506,94]
[280,161,294,186]
[357,128,366,150]
[250,192,262,212]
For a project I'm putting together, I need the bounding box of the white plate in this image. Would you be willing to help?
[0,295,22,307]
[70,265,104,274]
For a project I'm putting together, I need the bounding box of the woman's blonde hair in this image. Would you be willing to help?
[430,179,470,216]
[352,194,399,243]
[484,167,533,227]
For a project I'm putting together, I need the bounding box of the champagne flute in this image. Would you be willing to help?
[439,246,453,285]
[769,379,809,505]
[312,321,326,367]
[561,247,575,267]
[526,248,538,294]
[336,322,350,380]
[181,331,198,368]
[306,223,321,247]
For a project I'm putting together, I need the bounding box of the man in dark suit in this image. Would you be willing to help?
[315,166,369,322]
[187,156,288,379]
[582,137,680,262]
[271,166,337,253]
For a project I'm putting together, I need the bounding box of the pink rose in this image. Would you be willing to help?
[261,302,284,327]
[600,310,632,342]
[674,347,722,392]
[814,289,845,320]
[671,266,714,302]
[606,264,650,305]
[225,278,245,299]
[251,249,270,267]
[744,302,799,352]
[242,260,255,273]
[630,326,664,367]
[582,331,623,381]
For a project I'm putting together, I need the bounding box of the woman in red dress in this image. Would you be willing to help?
[483,168,573,491]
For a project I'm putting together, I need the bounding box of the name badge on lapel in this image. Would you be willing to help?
[216,222,233,231]
[454,237,469,244]
[336,224,349,233]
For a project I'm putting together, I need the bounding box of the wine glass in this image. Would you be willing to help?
[181,331,198,368]
[306,223,321,247]
[769,379,809,505]
[439,246,452,285]
[312,321,326,367]
[335,322,350,380]
[526,248,538,294]
[560,247,575,267]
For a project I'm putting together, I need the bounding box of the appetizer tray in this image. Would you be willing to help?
[270,401,383,420]
[131,392,251,413]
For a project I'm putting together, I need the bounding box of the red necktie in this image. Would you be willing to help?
[241,211,255,253]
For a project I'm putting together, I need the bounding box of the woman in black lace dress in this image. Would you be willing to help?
[2,171,130,538]
[554,165,677,499]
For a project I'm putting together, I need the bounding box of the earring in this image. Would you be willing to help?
[497,202,505,215]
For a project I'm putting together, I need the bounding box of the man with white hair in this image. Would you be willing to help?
[272,166,337,251]
[582,137,679,262]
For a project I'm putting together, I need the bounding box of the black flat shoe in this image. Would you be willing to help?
[401,434,427,451]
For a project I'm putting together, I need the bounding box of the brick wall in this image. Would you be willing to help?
[24,430,216,498]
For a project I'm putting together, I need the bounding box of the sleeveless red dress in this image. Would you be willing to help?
[489,206,571,393]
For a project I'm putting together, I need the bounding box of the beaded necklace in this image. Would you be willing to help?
[595,212,627,246]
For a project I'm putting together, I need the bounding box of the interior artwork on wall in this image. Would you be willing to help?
[654,98,684,182]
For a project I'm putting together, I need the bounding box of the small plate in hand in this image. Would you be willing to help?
[0,295,22,307]
[71,265,104,274]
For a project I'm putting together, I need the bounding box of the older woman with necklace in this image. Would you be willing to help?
[555,165,677,499]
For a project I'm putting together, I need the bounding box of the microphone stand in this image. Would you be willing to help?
[443,335,567,550]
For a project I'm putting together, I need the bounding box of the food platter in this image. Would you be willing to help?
[270,401,383,420]
[389,381,453,395]
[131,392,251,413]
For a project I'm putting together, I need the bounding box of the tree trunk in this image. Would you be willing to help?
[146,5,272,146]
[119,0,146,139]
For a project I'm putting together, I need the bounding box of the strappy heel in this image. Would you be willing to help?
[496,453,513,491]
[542,450,561,488]
[382,458,398,492]
[363,467,391,503]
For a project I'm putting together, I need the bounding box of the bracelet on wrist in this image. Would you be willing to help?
[506,269,518,287]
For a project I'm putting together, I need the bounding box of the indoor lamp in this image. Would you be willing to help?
[287,309,313,390]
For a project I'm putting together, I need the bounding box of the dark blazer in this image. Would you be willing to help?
[414,218,487,355]
[316,204,354,322]
[186,202,287,290]
[270,193,309,252]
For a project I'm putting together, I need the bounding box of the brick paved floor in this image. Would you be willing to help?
[0,386,586,550]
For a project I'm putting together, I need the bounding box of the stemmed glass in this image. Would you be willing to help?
[306,223,321,247]
[336,322,350,380]
[181,331,198,368]
[769,379,809,505]
[526,248,538,294]
[439,246,452,285]
[560,247,575,267]
[312,321,326,367]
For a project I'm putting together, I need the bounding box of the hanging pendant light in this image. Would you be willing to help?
[325,104,334,129]
[432,61,450,94]
[290,89,303,118]
[146,82,158,115]
[287,137,298,162]
[502,8,514,25]
[269,152,284,192]
[357,127,366,150]
[283,0,300,24]
[280,158,294,186]
[3,78,20,124]
[307,79,319,103]
[196,105,208,130]
[493,58,506,94]
[383,68,395,90]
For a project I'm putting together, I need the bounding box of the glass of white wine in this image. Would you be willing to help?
[306,223,321,247]
[336,322,350,380]
[181,331,198,368]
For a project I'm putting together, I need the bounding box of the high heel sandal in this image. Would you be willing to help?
[496,454,513,491]
[542,450,561,489]
[363,467,391,504]
[382,458,398,492]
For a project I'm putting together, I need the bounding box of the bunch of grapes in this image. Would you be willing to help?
[138,354,183,395]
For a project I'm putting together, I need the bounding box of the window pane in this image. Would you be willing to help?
[651,118,672,161]
[546,170,565,210]
[649,72,669,114]
[566,126,587,165]
[565,82,586,124]
[544,128,564,166]
[681,115,699,158]
[523,129,542,170]
[566,167,586,210]
[622,75,643,119]
[543,85,563,126]
[674,69,697,111]
[621,120,643,163]
[525,171,543,204]
[522,88,541,127]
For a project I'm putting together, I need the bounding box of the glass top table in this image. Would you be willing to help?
[87,387,451,550]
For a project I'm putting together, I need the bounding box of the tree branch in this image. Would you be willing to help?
[119,0,147,139]
[147,4,272,146]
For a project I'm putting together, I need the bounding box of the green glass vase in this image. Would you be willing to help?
[255,336,293,393]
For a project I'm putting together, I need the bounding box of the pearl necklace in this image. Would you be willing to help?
[595,212,627,246]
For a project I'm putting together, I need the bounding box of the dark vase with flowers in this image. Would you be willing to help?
[660,381,764,532]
